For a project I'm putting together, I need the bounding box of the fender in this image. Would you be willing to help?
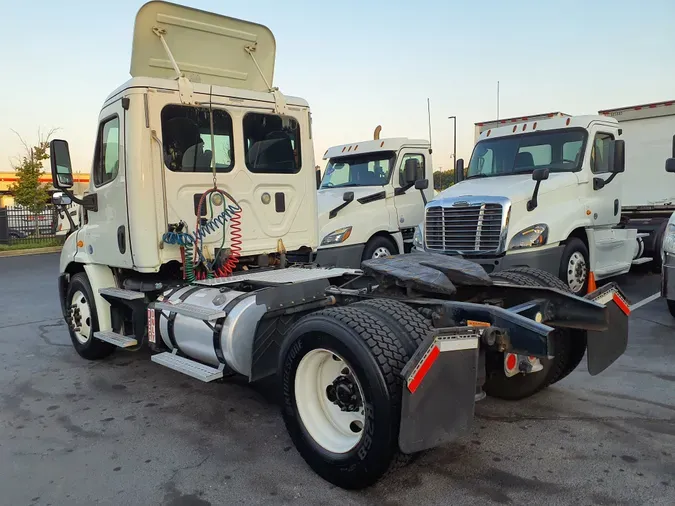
[83,263,116,333]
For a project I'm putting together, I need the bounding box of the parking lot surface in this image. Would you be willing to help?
[1,254,674,505]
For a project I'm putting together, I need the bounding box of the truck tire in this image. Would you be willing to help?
[362,236,397,261]
[279,306,411,489]
[559,237,590,296]
[65,272,116,360]
[492,267,587,385]
[351,298,433,356]
[484,268,571,400]
[667,299,675,319]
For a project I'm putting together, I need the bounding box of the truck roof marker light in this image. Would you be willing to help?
[512,126,517,133]
[380,141,385,147]
[566,118,571,126]
[341,147,346,152]
[354,145,358,151]
[522,124,527,131]
[533,122,538,130]
[486,129,491,137]
[348,146,352,152]
[323,150,328,156]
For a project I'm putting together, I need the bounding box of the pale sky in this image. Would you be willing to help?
[2,0,674,174]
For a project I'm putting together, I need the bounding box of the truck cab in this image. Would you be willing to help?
[413,114,636,295]
[315,136,433,268]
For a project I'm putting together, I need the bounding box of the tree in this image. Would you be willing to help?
[433,170,455,191]
[10,129,57,235]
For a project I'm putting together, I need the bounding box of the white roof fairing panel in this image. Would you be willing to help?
[131,1,276,92]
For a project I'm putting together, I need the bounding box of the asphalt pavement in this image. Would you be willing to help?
[1,254,674,506]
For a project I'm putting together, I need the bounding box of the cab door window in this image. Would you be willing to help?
[243,113,301,174]
[93,116,120,186]
[398,153,425,186]
[591,133,614,174]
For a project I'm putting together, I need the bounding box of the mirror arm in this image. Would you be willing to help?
[526,180,543,212]
[593,172,618,191]
[57,204,77,232]
[419,189,427,206]
[59,187,98,212]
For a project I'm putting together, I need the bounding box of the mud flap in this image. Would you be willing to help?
[584,282,630,375]
[398,327,480,454]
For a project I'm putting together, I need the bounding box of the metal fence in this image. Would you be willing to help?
[0,205,67,246]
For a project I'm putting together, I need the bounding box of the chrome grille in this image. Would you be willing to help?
[425,203,504,253]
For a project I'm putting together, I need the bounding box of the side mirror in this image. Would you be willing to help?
[343,191,355,203]
[666,158,675,173]
[49,139,74,189]
[609,139,625,173]
[316,170,322,189]
[455,158,465,183]
[52,192,72,206]
[403,158,421,185]
[532,167,550,181]
[414,179,429,190]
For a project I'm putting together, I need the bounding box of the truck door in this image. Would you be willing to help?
[79,100,133,268]
[585,131,621,228]
[393,150,430,249]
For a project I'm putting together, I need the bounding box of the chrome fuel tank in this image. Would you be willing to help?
[157,286,267,377]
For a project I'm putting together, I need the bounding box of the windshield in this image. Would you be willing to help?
[320,151,396,189]
[467,129,587,179]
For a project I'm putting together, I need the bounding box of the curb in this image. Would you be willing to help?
[0,246,62,258]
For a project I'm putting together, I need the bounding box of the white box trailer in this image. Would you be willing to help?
[599,100,675,262]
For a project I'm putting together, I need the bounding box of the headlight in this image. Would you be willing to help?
[509,224,548,250]
[663,223,675,253]
[413,224,424,250]
[321,226,352,246]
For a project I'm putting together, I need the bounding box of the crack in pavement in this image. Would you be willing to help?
[37,321,71,348]
[0,317,64,330]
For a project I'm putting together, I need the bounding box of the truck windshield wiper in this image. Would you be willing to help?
[465,174,490,180]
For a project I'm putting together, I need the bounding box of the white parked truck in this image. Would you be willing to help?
[314,132,433,268]
[414,103,675,295]
[49,1,630,490]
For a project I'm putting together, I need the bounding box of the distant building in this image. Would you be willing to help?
[0,172,90,207]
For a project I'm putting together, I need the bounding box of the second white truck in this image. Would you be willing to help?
[314,133,434,268]
[414,103,675,295]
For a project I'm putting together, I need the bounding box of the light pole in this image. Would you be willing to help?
[448,116,457,172]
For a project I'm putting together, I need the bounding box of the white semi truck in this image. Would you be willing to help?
[49,1,630,489]
[415,103,675,296]
[314,132,434,268]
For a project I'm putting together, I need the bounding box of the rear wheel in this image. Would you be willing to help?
[492,267,586,385]
[668,299,675,318]
[65,273,116,360]
[280,306,411,489]
[485,268,574,400]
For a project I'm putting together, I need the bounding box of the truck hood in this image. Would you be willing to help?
[435,173,577,204]
[317,186,387,229]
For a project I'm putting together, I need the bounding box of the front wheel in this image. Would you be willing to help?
[280,306,410,489]
[362,236,397,261]
[65,273,115,360]
[559,238,590,296]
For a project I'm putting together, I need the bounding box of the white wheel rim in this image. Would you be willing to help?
[372,246,391,259]
[70,290,92,344]
[566,251,587,293]
[294,349,366,454]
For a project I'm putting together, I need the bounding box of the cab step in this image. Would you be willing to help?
[151,352,224,382]
[99,287,145,300]
[153,301,226,321]
[94,330,138,348]
[632,257,653,265]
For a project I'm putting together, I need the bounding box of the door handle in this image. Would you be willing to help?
[614,199,619,216]
[117,225,126,254]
